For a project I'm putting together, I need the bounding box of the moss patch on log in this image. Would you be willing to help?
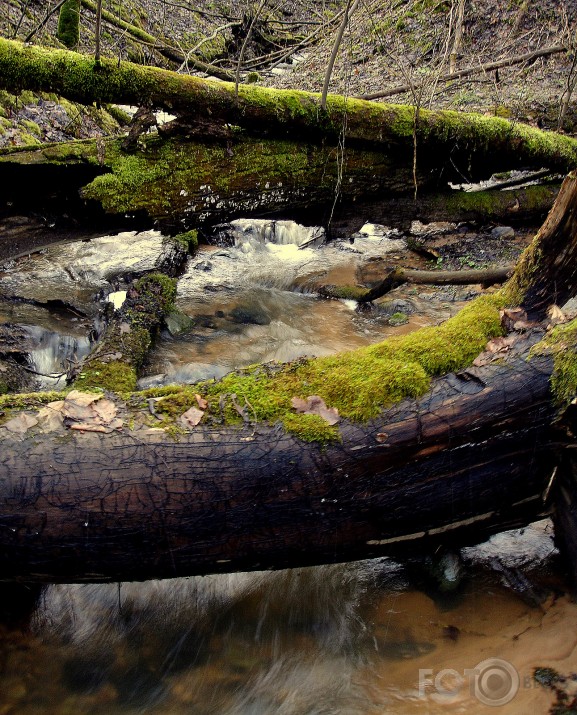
[76,273,176,392]
[530,318,577,405]
[1,39,577,178]
[139,293,505,442]
[0,293,507,442]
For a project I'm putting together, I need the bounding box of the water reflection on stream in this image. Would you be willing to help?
[0,522,574,714]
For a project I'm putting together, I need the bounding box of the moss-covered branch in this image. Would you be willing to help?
[1,39,576,181]
[74,272,177,393]
[57,0,81,49]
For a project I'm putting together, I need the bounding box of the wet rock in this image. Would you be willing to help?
[137,363,229,390]
[491,225,515,239]
[136,373,167,390]
[410,220,456,236]
[229,305,271,325]
[165,310,194,336]
[201,223,237,247]
[0,230,183,316]
[375,299,415,317]
[194,260,213,271]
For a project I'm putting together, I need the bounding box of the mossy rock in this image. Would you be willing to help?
[388,312,409,326]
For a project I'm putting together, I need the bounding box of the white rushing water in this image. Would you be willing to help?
[141,219,456,388]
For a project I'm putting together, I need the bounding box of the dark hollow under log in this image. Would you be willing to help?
[0,335,555,583]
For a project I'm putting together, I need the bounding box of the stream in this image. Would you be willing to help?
[0,218,573,713]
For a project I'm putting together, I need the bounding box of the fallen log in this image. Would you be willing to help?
[356,44,567,101]
[1,38,576,184]
[0,171,574,583]
[320,266,513,303]
[0,332,556,583]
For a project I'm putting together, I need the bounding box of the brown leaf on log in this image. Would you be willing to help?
[500,307,527,332]
[291,395,340,425]
[547,304,567,326]
[61,390,122,432]
[178,406,205,429]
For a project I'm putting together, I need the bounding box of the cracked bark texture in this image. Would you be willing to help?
[0,336,554,583]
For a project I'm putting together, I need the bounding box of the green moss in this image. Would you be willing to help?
[320,285,369,301]
[128,273,177,322]
[57,0,81,49]
[388,312,409,326]
[106,104,132,126]
[80,134,320,217]
[167,292,503,440]
[246,72,261,84]
[281,413,340,445]
[530,319,577,405]
[76,360,137,392]
[170,229,198,254]
[124,293,506,442]
[19,118,40,135]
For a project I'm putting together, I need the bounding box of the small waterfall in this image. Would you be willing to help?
[230,218,325,248]
[23,325,91,390]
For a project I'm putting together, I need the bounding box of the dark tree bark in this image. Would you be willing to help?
[0,335,555,583]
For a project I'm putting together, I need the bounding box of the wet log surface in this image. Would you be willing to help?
[0,333,555,583]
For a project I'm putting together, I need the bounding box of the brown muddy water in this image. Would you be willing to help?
[0,521,574,714]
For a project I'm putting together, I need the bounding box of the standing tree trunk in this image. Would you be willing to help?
[56,0,81,49]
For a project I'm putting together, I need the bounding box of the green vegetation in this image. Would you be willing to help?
[76,273,176,392]
[140,293,505,442]
[531,318,577,405]
[76,359,138,392]
[170,229,198,254]
[57,0,81,49]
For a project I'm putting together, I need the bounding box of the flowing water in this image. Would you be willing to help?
[0,220,574,714]
[0,521,574,714]
[140,219,461,387]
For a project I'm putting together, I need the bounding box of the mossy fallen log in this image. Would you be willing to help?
[0,134,562,234]
[1,38,577,184]
[319,266,512,303]
[0,326,557,583]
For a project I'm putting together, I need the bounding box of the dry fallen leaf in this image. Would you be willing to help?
[547,304,567,325]
[500,308,527,332]
[2,412,38,435]
[291,395,340,425]
[195,393,208,410]
[61,391,123,432]
[92,399,117,423]
[473,334,519,366]
[178,406,204,429]
[36,401,65,432]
